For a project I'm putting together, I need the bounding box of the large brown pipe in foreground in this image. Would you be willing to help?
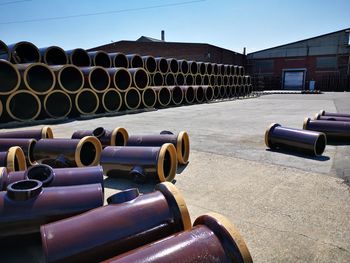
[8,41,40,63]
[101,143,177,183]
[123,87,141,110]
[40,182,191,262]
[152,86,172,107]
[104,213,252,263]
[168,86,184,106]
[193,86,204,103]
[127,130,190,164]
[66,48,91,66]
[109,52,128,68]
[303,117,350,141]
[0,179,103,238]
[101,89,122,112]
[150,71,164,86]
[265,123,326,156]
[315,113,350,122]
[74,89,100,115]
[6,90,41,122]
[178,59,189,74]
[0,59,21,95]
[80,66,110,93]
[39,46,68,65]
[88,51,112,68]
[0,40,10,61]
[319,110,350,118]
[181,86,195,104]
[50,65,84,94]
[0,147,26,172]
[72,127,129,147]
[142,56,157,73]
[155,57,169,73]
[106,67,131,92]
[0,126,53,140]
[129,68,149,90]
[126,54,144,68]
[33,136,102,168]
[142,87,157,108]
[44,90,72,118]
[0,138,37,166]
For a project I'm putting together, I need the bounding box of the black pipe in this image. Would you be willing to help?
[66,48,91,66]
[88,51,112,68]
[166,58,179,74]
[129,68,149,90]
[0,40,10,61]
[123,87,141,110]
[184,74,194,85]
[50,65,84,94]
[168,86,184,105]
[102,89,122,112]
[155,57,169,73]
[178,59,189,74]
[153,86,171,107]
[109,53,128,68]
[39,46,68,65]
[44,90,72,118]
[181,86,195,104]
[6,90,41,121]
[80,66,110,93]
[0,59,21,95]
[74,89,100,115]
[142,56,157,73]
[142,87,157,108]
[126,54,143,68]
[319,110,350,118]
[315,113,350,122]
[106,67,131,92]
[151,72,164,86]
[8,41,40,63]
[176,73,185,86]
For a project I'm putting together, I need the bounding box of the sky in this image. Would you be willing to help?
[0,0,349,54]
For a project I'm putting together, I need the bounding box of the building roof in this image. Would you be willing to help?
[136,36,163,42]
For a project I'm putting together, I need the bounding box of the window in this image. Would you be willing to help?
[253,60,274,73]
[316,57,337,69]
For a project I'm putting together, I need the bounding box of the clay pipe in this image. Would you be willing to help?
[0,147,26,173]
[0,126,53,140]
[0,138,37,166]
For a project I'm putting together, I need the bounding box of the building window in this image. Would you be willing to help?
[253,59,274,73]
[316,57,337,69]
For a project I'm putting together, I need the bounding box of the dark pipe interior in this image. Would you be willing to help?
[199,63,206,75]
[45,47,67,65]
[172,87,183,104]
[80,141,96,166]
[206,64,212,75]
[115,69,131,91]
[71,49,90,66]
[315,135,326,155]
[0,41,9,60]
[224,76,229,86]
[146,57,157,73]
[0,62,18,93]
[11,180,39,190]
[131,56,143,68]
[13,43,39,63]
[190,62,197,74]
[29,141,36,164]
[77,90,98,114]
[186,87,195,103]
[143,89,156,107]
[185,75,193,85]
[195,75,202,85]
[8,92,39,120]
[217,76,222,86]
[159,88,171,105]
[180,61,188,74]
[126,89,140,109]
[163,150,171,178]
[158,59,168,73]
[238,76,242,85]
[153,72,163,86]
[206,87,213,101]
[169,59,179,73]
[181,139,185,158]
[103,90,121,111]
[93,127,105,137]
[176,74,185,85]
[90,68,109,92]
[60,66,83,92]
[46,92,71,117]
[27,65,54,93]
[115,132,125,146]
[196,87,204,102]
[220,65,225,74]
[134,70,148,89]
[210,75,215,85]
[213,86,219,97]
[27,165,52,183]
[114,54,128,68]
[213,64,218,75]
[165,74,175,86]
[94,53,111,67]
[203,75,209,85]
[14,155,20,171]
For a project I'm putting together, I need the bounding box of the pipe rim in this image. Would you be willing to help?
[124,87,141,110]
[171,86,184,105]
[319,109,325,116]
[264,123,281,149]
[91,51,111,67]
[11,41,41,63]
[41,126,54,139]
[24,63,56,95]
[43,46,68,65]
[195,212,253,263]
[157,143,177,182]
[303,117,311,130]
[176,131,190,164]
[75,89,99,115]
[155,181,191,230]
[111,127,129,146]
[6,90,41,121]
[314,113,321,120]
[142,87,157,108]
[56,64,84,94]
[0,59,21,95]
[313,132,327,156]
[75,136,102,167]
[131,68,149,90]
[157,87,172,107]
[7,146,27,172]
[88,66,111,93]
[102,89,122,112]
[44,90,72,118]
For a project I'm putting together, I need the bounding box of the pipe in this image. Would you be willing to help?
[303,117,350,141]
[33,136,102,167]
[0,59,21,95]
[205,62,212,75]
[8,41,40,64]
[228,86,235,98]
[101,143,177,183]
[142,87,157,108]
[153,86,172,107]
[188,61,198,75]
[72,127,129,147]
[123,87,141,110]
[198,62,206,75]
[233,65,238,76]
[155,57,169,74]
[195,74,202,85]
[0,126,53,140]
[106,67,131,92]
[74,89,100,115]
[127,130,190,164]
[319,110,350,118]
[185,74,194,85]
[176,73,185,86]
[181,86,195,104]
[222,86,229,98]
[224,65,230,76]
[166,58,179,74]
[151,71,164,86]
[0,40,10,61]
[209,74,215,86]
[203,86,214,102]
[315,113,350,122]
[223,75,229,86]
[0,147,26,173]
[44,90,72,118]
[66,48,91,66]
[2,165,104,191]
[0,138,36,166]
[102,89,122,112]
[129,68,149,90]
[213,85,220,99]
[39,46,68,65]
[218,64,225,75]
[238,66,245,76]
[216,75,222,86]
[40,182,191,262]
[0,179,103,238]
[212,63,218,75]
[168,86,184,105]
[109,52,128,68]
[126,54,144,68]
[6,90,41,121]
[202,74,209,85]
[265,123,326,156]
[15,63,56,95]
[88,51,112,68]
[193,86,204,103]
[50,65,84,94]
[165,72,176,86]
[142,56,157,73]
[219,85,226,98]
[104,212,252,263]
[178,59,189,74]
[80,66,110,93]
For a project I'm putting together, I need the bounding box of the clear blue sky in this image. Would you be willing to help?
[0,0,349,54]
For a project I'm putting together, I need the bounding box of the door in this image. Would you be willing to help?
[282,69,306,90]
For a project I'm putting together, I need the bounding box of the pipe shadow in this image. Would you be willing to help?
[327,141,350,146]
[176,163,189,174]
[103,177,155,194]
[266,149,330,161]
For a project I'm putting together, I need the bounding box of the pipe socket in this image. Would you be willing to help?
[0,147,26,173]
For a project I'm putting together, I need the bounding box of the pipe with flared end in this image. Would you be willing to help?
[106,67,131,92]
[127,130,190,164]
[74,89,100,115]
[188,61,198,75]
[0,126,53,140]
[193,86,204,103]
[184,74,194,85]
[315,112,350,122]
[101,89,122,113]
[265,123,326,156]
[8,41,40,64]
[0,179,103,238]
[101,143,177,183]
[0,138,37,166]
[150,71,164,86]
[33,136,102,168]
[129,68,149,90]
[0,59,21,95]
[66,48,91,66]
[0,40,10,61]
[165,72,176,86]
[40,182,190,262]
[109,52,128,68]
[166,58,179,74]
[178,59,189,74]
[155,57,169,74]
[198,62,206,75]
[123,87,141,110]
[142,56,157,73]
[152,86,172,107]
[6,90,41,122]
[203,86,214,102]
[39,46,68,65]
[319,110,350,118]
[104,212,252,263]
[142,87,157,108]
[50,65,84,94]
[181,86,195,104]
[0,147,26,173]
[126,54,143,68]
[303,117,350,141]
[88,51,112,68]
[168,86,184,106]
[176,73,185,86]
[80,66,110,93]
[72,127,129,147]
[44,90,72,118]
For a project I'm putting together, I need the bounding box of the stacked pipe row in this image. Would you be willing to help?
[0,40,253,123]
[0,125,252,262]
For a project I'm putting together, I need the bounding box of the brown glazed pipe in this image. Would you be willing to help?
[72,127,129,147]
[303,117,350,141]
[88,51,112,68]
[8,41,41,64]
[0,59,21,95]
[0,40,10,61]
[44,90,72,118]
[104,213,253,263]
[265,123,327,156]
[127,131,190,164]
[106,67,132,92]
[0,138,37,165]
[123,87,141,110]
[0,126,53,140]
[101,89,123,112]
[0,147,27,173]
[129,68,149,90]
[126,54,144,68]
[66,48,91,66]
[152,86,172,107]
[39,46,68,65]
[155,57,169,74]
[80,66,111,93]
[101,143,177,183]
[49,65,84,94]
[1,164,104,190]
[33,136,102,168]
[40,182,191,262]
[109,53,128,68]
[315,113,350,122]
[0,179,103,238]
[319,110,350,118]
[142,87,157,108]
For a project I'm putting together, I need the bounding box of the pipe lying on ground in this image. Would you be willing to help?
[88,51,111,68]
[155,57,169,73]
[0,126,53,140]
[109,53,128,68]
[0,40,10,61]
[142,87,157,108]
[0,179,103,238]
[127,130,190,164]
[0,59,20,95]
[238,66,245,76]
[39,46,68,65]
[44,90,72,118]
[150,71,164,86]
[142,56,157,73]
[178,59,189,74]
[265,123,326,156]
[303,117,350,141]
[33,136,102,167]
[0,138,37,165]
[72,127,128,147]
[6,90,41,122]
[218,64,225,75]
[166,58,179,73]
[66,48,91,66]
[129,68,149,90]
[165,72,176,86]
[74,89,100,115]
[223,75,229,86]
[104,212,252,263]
[188,61,198,75]
[319,110,350,118]
[126,54,143,68]
[8,41,40,64]
[314,113,350,122]
[106,67,131,92]
[0,147,26,173]
[203,86,214,102]
[80,66,110,93]
[40,182,190,262]
[101,143,177,183]
[152,86,172,107]
[176,73,185,86]
[1,165,104,191]
[102,89,122,112]
[185,74,194,85]
[123,87,141,110]
[168,86,184,105]
[50,65,84,94]
[181,86,195,104]
[193,86,204,103]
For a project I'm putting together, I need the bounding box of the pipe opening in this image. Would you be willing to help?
[315,134,326,156]
[45,47,67,65]
[179,60,189,74]
[142,88,156,108]
[176,74,185,86]
[0,40,9,60]
[199,63,206,75]
[217,76,222,86]
[203,75,209,85]
[111,127,128,146]
[114,69,131,91]
[209,75,215,86]
[45,91,71,118]
[158,58,169,73]
[195,87,204,102]
[7,91,41,121]
[59,66,84,93]
[90,67,110,92]
[205,87,213,101]
[145,57,157,73]
[206,63,212,75]
[26,165,53,185]
[133,69,148,90]
[157,143,177,182]
[172,86,183,105]
[165,73,175,86]
[168,59,179,73]
[102,90,122,112]
[185,87,195,103]
[79,141,96,166]
[26,64,54,94]
[213,64,218,75]
[94,52,111,67]
[11,180,40,190]
[125,88,140,110]
[27,140,36,165]
[76,90,99,114]
[195,74,202,85]
[189,62,198,74]
[185,74,193,85]
[163,150,171,177]
[107,188,140,204]
[131,55,143,68]
[115,132,125,146]
[71,49,90,66]
[158,88,171,106]
[93,127,105,137]
[113,54,128,68]
[213,86,219,98]
[12,42,40,63]
[153,72,164,86]
[0,61,19,94]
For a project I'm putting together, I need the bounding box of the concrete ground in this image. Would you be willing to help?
[1,92,350,262]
